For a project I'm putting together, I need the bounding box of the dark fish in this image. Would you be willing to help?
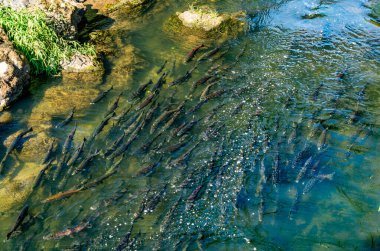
[170,59,176,76]
[187,100,207,115]
[144,101,159,124]
[132,80,153,100]
[67,138,86,166]
[176,119,199,137]
[33,159,53,189]
[104,133,126,157]
[140,131,162,153]
[185,44,204,63]
[291,144,312,169]
[160,196,182,232]
[161,135,189,153]
[116,226,134,251]
[0,127,33,174]
[80,159,121,190]
[197,47,220,62]
[156,60,168,74]
[186,185,203,209]
[89,112,115,141]
[41,140,55,164]
[91,86,113,104]
[232,102,244,115]
[317,128,328,151]
[310,159,321,177]
[312,83,323,101]
[336,68,348,80]
[161,101,186,132]
[168,71,191,87]
[136,157,162,177]
[124,112,144,135]
[72,150,100,175]
[106,93,122,116]
[204,89,225,101]
[151,72,167,92]
[55,107,75,128]
[145,184,168,213]
[62,125,77,157]
[170,142,200,167]
[113,106,132,127]
[137,91,157,110]
[108,123,141,160]
[45,222,90,239]
[6,205,29,239]
[192,75,213,90]
[150,108,176,134]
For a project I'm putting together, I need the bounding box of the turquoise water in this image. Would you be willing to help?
[1,0,380,250]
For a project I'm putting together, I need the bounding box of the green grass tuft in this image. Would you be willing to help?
[0,6,96,75]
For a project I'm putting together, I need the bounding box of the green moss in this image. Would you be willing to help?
[0,7,96,75]
[106,0,154,16]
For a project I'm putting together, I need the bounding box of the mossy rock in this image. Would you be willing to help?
[163,10,247,41]
[105,0,155,17]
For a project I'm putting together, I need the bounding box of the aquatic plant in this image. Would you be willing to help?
[0,6,96,75]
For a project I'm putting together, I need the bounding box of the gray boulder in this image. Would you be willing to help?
[0,29,30,111]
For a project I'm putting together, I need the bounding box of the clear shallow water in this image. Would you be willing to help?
[1,0,380,250]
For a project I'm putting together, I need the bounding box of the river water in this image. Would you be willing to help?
[1,0,380,250]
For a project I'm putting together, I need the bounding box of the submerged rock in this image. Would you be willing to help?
[0,29,30,111]
[61,53,101,73]
[0,111,12,124]
[164,6,247,41]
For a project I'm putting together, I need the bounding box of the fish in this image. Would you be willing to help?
[317,128,328,150]
[157,60,168,74]
[197,47,220,62]
[89,112,115,141]
[168,71,191,87]
[43,188,83,203]
[33,159,53,190]
[160,196,182,232]
[302,172,335,194]
[6,205,29,239]
[192,75,213,90]
[288,190,300,220]
[258,197,264,223]
[186,100,207,115]
[204,89,225,101]
[67,138,86,167]
[132,80,153,100]
[140,132,162,153]
[104,133,126,157]
[137,91,157,110]
[55,107,75,128]
[170,142,200,167]
[310,159,321,177]
[176,119,199,137]
[106,92,122,116]
[312,83,323,101]
[185,44,204,63]
[72,150,100,174]
[62,124,77,157]
[145,184,168,213]
[232,102,244,115]
[150,108,176,134]
[161,102,186,132]
[41,140,55,164]
[151,72,167,92]
[0,127,33,174]
[291,144,312,169]
[272,151,280,185]
[45,222,90,239]
[336,68,348,80]
[108,123,141,160]
[161,135,189,153]
[186,185,203,210]
[144,101,160,124]
[124,112,144,135]
[91,86,113,104]
[295,156,312,183]
[80,160,121,190]
[200,82,218,101]
[116,226,134,251]
[170,59,176,76]
[255,158,266,197]
[136,157,162,177]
